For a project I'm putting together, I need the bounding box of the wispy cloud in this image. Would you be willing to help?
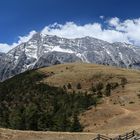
[99,15,104,19]
[0,43,12,53]
[0,31,36,53]
[40,19,129,43]
[1,17,140,53]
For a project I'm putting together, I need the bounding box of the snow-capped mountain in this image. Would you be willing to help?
[1,33,140,81]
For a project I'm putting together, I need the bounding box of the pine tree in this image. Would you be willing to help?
[63,85,67,90]
[77,83,82,89]
[70,113,82,132]
[55,114,71,131]
[67,83,72,89]
[105,83,111,96]
[96,82,104,91]
[96,82,104,97]
[9,109,23,130]
[121,77,127,88]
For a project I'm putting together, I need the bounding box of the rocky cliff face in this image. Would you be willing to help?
[0,52,5,57]
[1,33,140,81]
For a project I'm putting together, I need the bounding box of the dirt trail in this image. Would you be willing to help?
[0,129,107,140]
[122,108,132,116]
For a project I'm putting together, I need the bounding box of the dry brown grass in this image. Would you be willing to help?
[1,62,140,140]
[39,62,140,91]
[0,128,99,140]
[38,63,140,134]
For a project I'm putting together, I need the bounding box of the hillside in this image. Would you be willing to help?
[33,63,140,133]
[1,63,140,134]
[0,67,98,132]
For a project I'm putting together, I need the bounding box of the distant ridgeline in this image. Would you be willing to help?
[1,34,140,82]
[0,70,99,131]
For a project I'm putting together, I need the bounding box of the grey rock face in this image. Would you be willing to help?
[1,33,140,81]
[0,52,5,56]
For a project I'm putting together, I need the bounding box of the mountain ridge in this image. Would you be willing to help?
[1,33,140,81]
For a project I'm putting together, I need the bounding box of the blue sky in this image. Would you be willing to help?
[0,0,140,44]
[1,0,140,52]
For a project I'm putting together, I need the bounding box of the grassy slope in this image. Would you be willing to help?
[39,62,140,90]
[38,62,140,133]
[1,62,140,135]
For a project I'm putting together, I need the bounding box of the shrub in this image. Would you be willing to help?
[70,113,83,132]
[76,83,82,89]
[105,83,111,96]
[121,77,127,88]
[96,82,104,91]
[63,85,67,90]
[110,82,119,89]
[137,93,140,98]
[91,86,96,93]
[67,83,72,89]
[95,82,104,97]
[129,101,135,104]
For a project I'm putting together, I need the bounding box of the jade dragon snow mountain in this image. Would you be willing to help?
[0,33,140,81]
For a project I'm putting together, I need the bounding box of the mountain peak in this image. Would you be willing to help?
[1,34,140,81]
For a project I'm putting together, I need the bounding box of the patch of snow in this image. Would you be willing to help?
[51,46,74,53]
[15,56,19,60]
[119,52,123,60]
[76,53,89,63]
[106,50,111,55]
[94,51,100,54]
[25,45,38,59]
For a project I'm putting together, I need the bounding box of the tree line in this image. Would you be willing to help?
[0,70,99,131]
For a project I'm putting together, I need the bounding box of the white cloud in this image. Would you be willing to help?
[1,17,140,53]
[0,30,36,53]
[99,15,104,19]
[108,17,120,27]
[18,30,37,44]
[107,18,140,45]
[41,22,103,39]
[0,43,13,53]
[41,20,130,43]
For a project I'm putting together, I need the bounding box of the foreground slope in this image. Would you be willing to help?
[1,63,140,134]
[39,63,140,133]
[0,128,99,140]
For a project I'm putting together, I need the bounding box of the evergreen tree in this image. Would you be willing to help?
[25,104,38,130]
[54,114,71,131]
[91,84,97,95]
[96,82,104,91]
[105,83,111,96]
[121,77,127,88]
[96,82,104,97]
[92,86,96,93]
[77,83,82,89]
[63,85,67,90]
[67,83,72,89]
[9,109,24,130]
[70,113,82,132]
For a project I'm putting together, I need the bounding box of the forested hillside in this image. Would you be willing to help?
[0,70,98,131]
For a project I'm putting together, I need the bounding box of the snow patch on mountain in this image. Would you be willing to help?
[51,46,74,53]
